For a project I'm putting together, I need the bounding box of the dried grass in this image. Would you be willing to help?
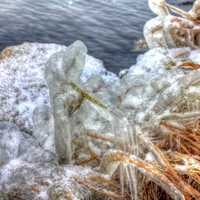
[0,48,12,62]
[70,82,200,199]
[77,115,200,200]
[177,61,200,70]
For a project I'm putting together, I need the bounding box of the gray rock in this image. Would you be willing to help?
[0,122,21,166]
[0,160,93,200]
[0,41,117,199]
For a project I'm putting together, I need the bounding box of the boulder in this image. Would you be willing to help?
[0,41,117,199]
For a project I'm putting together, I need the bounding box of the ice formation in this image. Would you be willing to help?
[0,41,119,199]
[1,1,200,199]
[0,40,200,199]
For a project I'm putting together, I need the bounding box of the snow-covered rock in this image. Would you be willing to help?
[119,47,200,137]
[0,41,118,199]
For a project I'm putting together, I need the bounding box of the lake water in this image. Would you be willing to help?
[0,0,193,73]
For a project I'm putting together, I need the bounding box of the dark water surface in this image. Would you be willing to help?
[0,0,193,73]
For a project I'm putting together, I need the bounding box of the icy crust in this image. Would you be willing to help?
[1,42,200,199]
[120,47,187,111]
[82,55,119,84]
[0,43,59,134]
[0,42,117,135]
[120,47,200,134]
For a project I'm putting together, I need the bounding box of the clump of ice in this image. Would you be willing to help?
[0,158,26,185]
[0,42,118,136]
[81,55,119,84]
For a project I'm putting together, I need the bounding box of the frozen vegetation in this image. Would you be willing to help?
[1,0,200,200]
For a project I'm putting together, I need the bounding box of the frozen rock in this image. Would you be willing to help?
[0,123,21,166]
[0,160,94,200]
[1,36,200,199]
[0,41,118,199]
[0,41,115,137]
[32,105,55,153]
[119,47,200,138]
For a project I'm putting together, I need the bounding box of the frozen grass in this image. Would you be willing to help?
[70,81,200,200]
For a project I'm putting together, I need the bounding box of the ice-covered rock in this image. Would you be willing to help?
[0,41,118,199]
[0,123,21,166]
[145,0,200,49]
[0,160,94,200]
[1,38,200,199]
[0,41,117,136]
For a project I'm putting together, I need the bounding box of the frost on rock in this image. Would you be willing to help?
[0,41,119,199]
[0,160,94,200]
